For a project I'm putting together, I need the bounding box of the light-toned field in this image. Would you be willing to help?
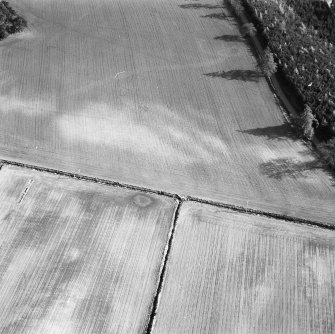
[0,0,334,222]
[0,165,177,333]
[1,1,334,330]
[153,202,335,334]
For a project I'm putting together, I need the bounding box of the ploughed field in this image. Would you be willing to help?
[0,0,334,222]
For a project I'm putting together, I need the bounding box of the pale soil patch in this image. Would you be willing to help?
[153,202,335,334]
[0,0,334,223]
[0,165,177,333]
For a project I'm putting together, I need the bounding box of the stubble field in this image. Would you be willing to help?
[0,166,177,333]
[0,1,334,220]
[0,1,335,332]
[153,202,335,333]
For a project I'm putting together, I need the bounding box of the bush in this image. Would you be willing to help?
[0,1,27,40]
[258,47,277,77]
[319,138,335,170]
[230,0,244,16]
[298,105,318,140]
[241,22,256,37]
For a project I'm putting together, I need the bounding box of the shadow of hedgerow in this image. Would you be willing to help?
[238,124,298,141]
[259,158,322,180]
[201,12,228,19]
[214,34,244,42]
[204,70,262,82]
[179,3,223,9]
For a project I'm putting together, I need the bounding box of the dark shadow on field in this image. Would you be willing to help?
[179,3,223,9]
[214,34,244,42]
[259,158,324,180]
[204,70,262,82]
[238,124,298,141]
[201,12,229,19]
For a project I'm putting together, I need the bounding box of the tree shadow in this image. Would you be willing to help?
[201,12,228,19]
[237,124,298,141]
[179,3,223,9]
[214,35,244,42]
[204,70,262,82]
[259,158,323,180]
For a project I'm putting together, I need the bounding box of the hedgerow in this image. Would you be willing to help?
[0,1,27,39]
[319,138,335,169]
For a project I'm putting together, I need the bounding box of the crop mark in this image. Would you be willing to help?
[114,71,125,79]
[18,179,33,204]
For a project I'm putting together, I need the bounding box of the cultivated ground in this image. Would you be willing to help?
[0,0,333,223]
[0,0,334,332]
[154,203,335,333]
[0,166,177,333]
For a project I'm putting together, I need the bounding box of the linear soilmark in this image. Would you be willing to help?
[18,179,33,204]
[145,199,182,334]
[0,159,333,230]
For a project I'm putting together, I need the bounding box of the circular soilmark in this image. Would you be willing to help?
[133,194,154,207]
[64,248,80,262]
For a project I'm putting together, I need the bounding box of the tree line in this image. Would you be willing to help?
[238,0,335,170]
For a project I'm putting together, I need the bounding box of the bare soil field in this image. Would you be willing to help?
[0,0,334,223]
[0,165,177,333]
[153,202,335,333]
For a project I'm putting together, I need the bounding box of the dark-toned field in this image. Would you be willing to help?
[153,202,335,333]
[0,0,333,223]
[0,166,177,333]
